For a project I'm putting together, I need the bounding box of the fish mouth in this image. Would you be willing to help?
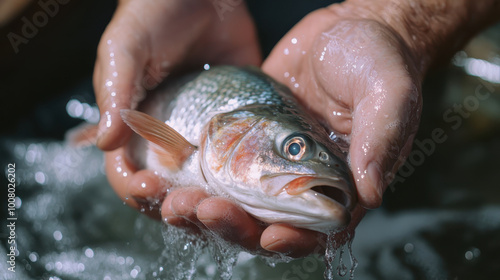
[284,176,353,210]
[310,185,349,209]
[260,174,354,210]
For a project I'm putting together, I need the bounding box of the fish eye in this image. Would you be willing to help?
[283,135,309,161]
[289,142,301,156]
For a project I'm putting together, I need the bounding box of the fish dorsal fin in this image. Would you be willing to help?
[120,109,196,171]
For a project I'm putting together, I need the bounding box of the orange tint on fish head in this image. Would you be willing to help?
[228,121,270,183]
[285,176,317,195]
[204,114,259,172]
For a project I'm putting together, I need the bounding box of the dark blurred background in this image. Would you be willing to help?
[0,0,341,139]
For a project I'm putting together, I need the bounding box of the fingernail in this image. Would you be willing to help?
[263,239,294,254]
[367,161,384,202]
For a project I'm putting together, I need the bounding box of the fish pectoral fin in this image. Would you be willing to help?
[120,109,196,171]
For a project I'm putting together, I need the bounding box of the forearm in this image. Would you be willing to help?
[333,0,500,75]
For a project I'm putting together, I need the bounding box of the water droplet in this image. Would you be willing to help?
[319,47,327,61]
[53,230,63,241]
[66,99,83,118]
[284,48,290,55]
[105,80,113,87]
[347,238,358,279]
[291,37,297,44]
[204,64,210,70]
[324,230,357,280]
[105,111,112,128]
[85,248,94,258]
[15,197,22,209]
[29,252,39,262]
[35,171,46,184]
[465,247,481,261]
[337,247,347,277]
[404,242,414,253]
[130,268,139,278]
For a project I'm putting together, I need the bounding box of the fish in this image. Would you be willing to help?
[121,66,357,233]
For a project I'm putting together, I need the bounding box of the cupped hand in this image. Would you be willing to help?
[263,5,423,210]
[94,0,260,150]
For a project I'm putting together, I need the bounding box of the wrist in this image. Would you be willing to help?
[335,0,500,75]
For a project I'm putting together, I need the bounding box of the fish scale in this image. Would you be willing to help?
[165,66,288,144]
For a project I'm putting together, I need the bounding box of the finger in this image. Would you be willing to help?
[104,147,138,208]
[169,187,210,227]
[197,197,263,251]
[161,190,201,231]
[127,169,166,219]
[93,12,149,151]
[349,75,421,209]
[261,224,324,258]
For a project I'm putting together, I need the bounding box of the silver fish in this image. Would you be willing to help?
[122,66,357,233]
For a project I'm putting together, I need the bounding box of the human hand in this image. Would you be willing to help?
[95,0,327,258]
[94,0,261,151]
[263,7,423,211]
[261,0,500,211]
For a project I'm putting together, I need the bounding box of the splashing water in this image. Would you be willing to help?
[157,225,206,280]
[206,232,239,280]
[324,230,358,280]
[4,130,500,279]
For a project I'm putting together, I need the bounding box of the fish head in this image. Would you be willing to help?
[201,108,357,233]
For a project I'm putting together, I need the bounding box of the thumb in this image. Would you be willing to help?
[93,8,151,151]
[349,77,421,209]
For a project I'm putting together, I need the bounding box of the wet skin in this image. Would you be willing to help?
[94,0,500,257]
